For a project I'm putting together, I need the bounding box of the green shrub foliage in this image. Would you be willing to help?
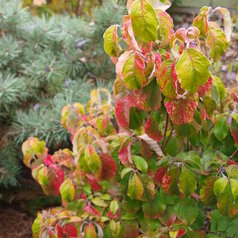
[22,1,238,237]
[0,0,124,186]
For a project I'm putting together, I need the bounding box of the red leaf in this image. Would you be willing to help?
[50,166,64,196]
[161,167,179,195]
[129,79,161,111]
[84,204,101,218]
[162,174,173,193]
[171,61,178,89]
[56,224,78,238]
[164,97,198,125]
[135,52,145,70]
[100,153,117,179]
[231,127,238,145]
[118,138,132,165]
[178,44,184,54]
[140,141,152,158]
[198,77,212,97]
[154,52,162,77]
[231,91,238,103]
[177,229,186,237]
[147,169,154,179]
[86,174,102,192]
[114,93,130,129]
[227,160,238,166]
[79,192,87,200]
[56,224,65,238]
[160,209,177,227]
[64,224,78,237]
[154,167,168,186]
[43,154,54,166]
[199,103,210,120]
[157,59,177,99]
[141,42,153,55]
[165,52,170,60]
[145,117,163,142]
[43,155,65,196]
[107,208,120,219]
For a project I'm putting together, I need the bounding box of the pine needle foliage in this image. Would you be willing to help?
[0,0,125,187]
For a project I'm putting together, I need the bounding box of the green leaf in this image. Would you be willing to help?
[129,107,144,129]
[182,151,201,169]
[207,26,228,62]
[211,85,220,104]
[212,75,226,101]
[32,214,42,238]
[214,117,228,141]
[139,174,156,201]
[157,9,174,48]
[232,114,238,123]
[178,166,197,196]
[193,6,209,38]
[159,205,177,227]
[22,137,48,168]
[110,200,119,214]
[84,223,97,238]
[164,136,179,157]
[216,184,238,217]
[127,174,144,200]
[85,145,102,174]
[213,7,232,42]
[190,208,205,230]
[202,95,216,116]
[103,25,120,57]
[60,178,75,203]
[142,191,166,219]
[187,230,202,238]
[227,217,238,237]
[226,165,238,180]
[230,179,238,202]
[176,48,210,93]
[131,0,159,42]
[37,167,49,188]
[149,0,171,11]
[132,155,148,173]
[214,177,228,196]
[200,175,217,205]
[92,197,108,207]
[121,213,137,220]
[123,198,141,213]
[121,167,134,179]
[175,197,198,225]
[121,52,146,89]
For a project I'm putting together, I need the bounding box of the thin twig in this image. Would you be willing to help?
[75,0,80,16]
[163,127,174,149]
[230,149,238,159]
[161,113,169,150]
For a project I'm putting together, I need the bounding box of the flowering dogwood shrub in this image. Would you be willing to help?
[22,1,238,237]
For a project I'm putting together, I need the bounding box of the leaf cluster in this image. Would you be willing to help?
[22,0,238,237]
